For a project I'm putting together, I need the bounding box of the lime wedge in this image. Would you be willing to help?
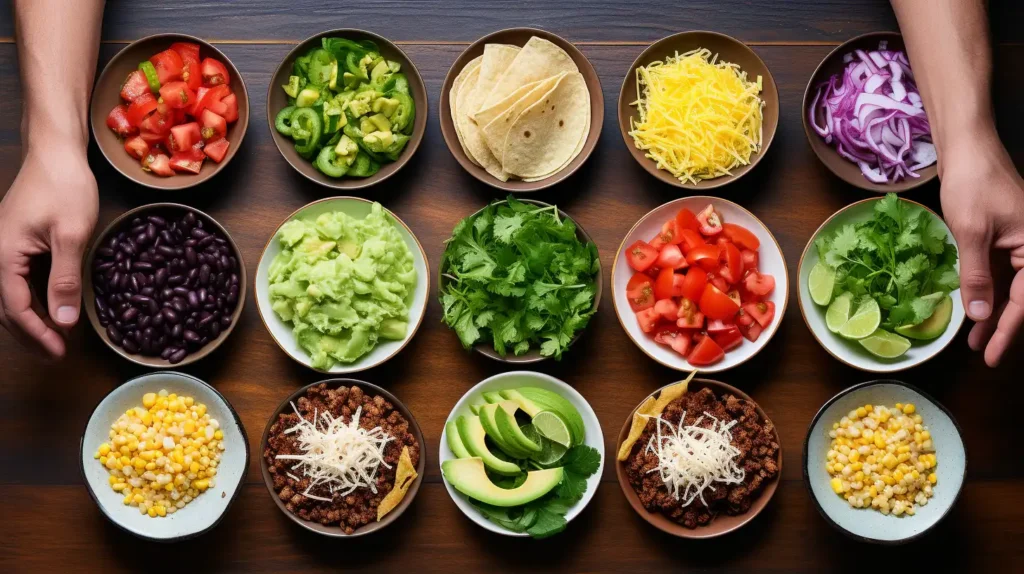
[521,424,567,465]
[531,411,572,448]
[808,262,836,306]
[838,297,881,340]
[826,292,855,334]
[858,329,912,358]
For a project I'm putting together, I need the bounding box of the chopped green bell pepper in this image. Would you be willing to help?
[275,106,297,136]
[314,146,350,178]
[307,49,335,86]
[383,73,410,95]
[282,75,301,98]
[138,61,161,93]
[296,87,321,108]
[387,91,415,134]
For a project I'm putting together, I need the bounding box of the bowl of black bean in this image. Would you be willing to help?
[83,204,246,367]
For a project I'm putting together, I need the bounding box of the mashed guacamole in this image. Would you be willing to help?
[267,203,417,369]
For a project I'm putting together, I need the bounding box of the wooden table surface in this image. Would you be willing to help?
[2,1,1023,571]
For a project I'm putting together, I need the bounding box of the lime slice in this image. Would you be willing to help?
[521,424,567,465]
[531,411,572,448]
[808,262,836,306]
[858,329,912,358]
[838,297,881,340]
[826,292,855,333]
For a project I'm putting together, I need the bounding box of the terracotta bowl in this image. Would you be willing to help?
[82,203,247,367]
[438,27,604,192]
[802,32,937,193]
[438,199,602,363]
[618,31,779,190]
[259,378,426,537]
[267,29,428,190]
[90,33,249,190]
[614,378,782,538]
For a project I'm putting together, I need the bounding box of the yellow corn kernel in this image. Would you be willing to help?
[133,458,146,470]
[190,462,200,473]
[879,410,891,423]
[123,494,133,505]
[98,443,111,456]
[895,403,903,411]
[164,483,174,491]
[194,479,210,491]
[882,475,896,486]
[856,407,867,418]
[850,462,863,472]
[832,462,845,473]
[133,494,145,504]
[832,422,839,430]
[173,451,185,465]
[874,435,886,449]
[910,470,920,480]
[897,445,911,454]
[903,403,916,414]
[869,486,878,497]
[99,456,109,466]
[108,475,119,485]
[112,483,127,492]
[897,453,910,463]
[893,470,904,482]
[142,393,157,408]
[921,430,931,441]
[145,462,157,471]
[830,478,844,494]
[214,430,223,440]
[864,404,873,413]
[849,450,860,463]
[882,453,899,469]
[928,473,938,484]
[854,471,865,482]
[147,506,157,517]
[196,404,207,417]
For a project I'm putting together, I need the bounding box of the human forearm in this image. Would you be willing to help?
[14,0,105,152]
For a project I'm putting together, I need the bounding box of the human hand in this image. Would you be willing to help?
[0,145,98,358]
[939,133,1024,367]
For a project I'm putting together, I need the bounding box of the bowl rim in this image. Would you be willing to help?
[616,30,780,190]
[90,33,250,191]
[800,31,937,193]
[78,370,250,542]
[254,196,430,373]
[258,377,426,538]
[265,28,428,190]
[436,197,603,363]
[610,196,790,372]
[613,377,782,538]
[437,26,605,193]
[795,196,965,373]
[800,378,967,545]
[82,202,248,368]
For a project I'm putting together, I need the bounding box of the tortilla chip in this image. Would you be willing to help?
[377,446,418,521]
[480,36,578,110]
[450,56,482,166]
[479,73,566,161]
[615,372,697,461]
[500,72,590,179]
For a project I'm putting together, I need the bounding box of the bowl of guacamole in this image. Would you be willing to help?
[256,198,429,372]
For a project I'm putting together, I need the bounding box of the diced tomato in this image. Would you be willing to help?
[120,70,151,102]
[169,148,205,174]
[655,244,687,270]
[711,325,744,351]
[697,204,723,236]
[743,271,776,297]
[626,273,656,312]
[191,86,209,116]
[203,138,229,163]
[199,109,227,141]
[699,284,741,321]
[650,219,682,250]
[170,42,200,62]
[686,244,721,271]
[744,301,776,329]
[707,273,730,293]
[722,242,742,281]
[142,153,174,176]
[654,328,692,357]
[678,229,705,253]
[679,267,707,302]
[636,308,661,334]
[123,135,149,159]
[722,223,760,250]
[706,319,733,336]
[150,49,184,84]
[653,299,679,322]
[168,122,202,153]
[106,104,137,137]
[741,249,759,273]
[726,289,742,307]
[653,267,676,301]
[739,320,763,342]
[193,84,230,119]
[675,208,701,233]
[219,93,239,123]
[736,307,755,328]
[126,93,158,127]
[171,42,202,91]
[626,240,659,272]
[688,336,725,366]
[200,57,230,87]
[676,298,705,330]
[159,81,196,109]
[718,265,737,285]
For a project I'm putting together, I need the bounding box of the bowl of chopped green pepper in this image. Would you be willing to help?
[267,29,427,189]
[439,197,602,363]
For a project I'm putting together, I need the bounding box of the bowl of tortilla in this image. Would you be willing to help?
[439,28,603,192]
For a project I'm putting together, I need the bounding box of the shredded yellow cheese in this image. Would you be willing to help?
[629,48,764,184]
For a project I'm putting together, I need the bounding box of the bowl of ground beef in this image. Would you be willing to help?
[260,380,424,537]
[615,379,781,538]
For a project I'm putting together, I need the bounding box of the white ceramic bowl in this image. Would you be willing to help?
[611,197,789,372]
[80,371,249,541]
[798,198,965,373]
[438,371,605,537]
[803,380,966,544]
[255,197,430,373]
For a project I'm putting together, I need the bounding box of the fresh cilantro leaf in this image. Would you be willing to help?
[874,192,903,224]
[493,213,524,243]
[525,508,567,538]
[561,445,601,476]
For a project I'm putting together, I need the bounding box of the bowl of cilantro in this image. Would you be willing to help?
[438,196,602,363]
[798,194,965,372]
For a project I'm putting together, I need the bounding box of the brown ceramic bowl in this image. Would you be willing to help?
[438,199,602,363]
[90,34,249,190]
[82,203,247,367]
[438,27,604,192]
[614,378,782,538]
[802,32,937,193]
[618,31,779,191]
[266,29,427,190]
[259,378,426,538]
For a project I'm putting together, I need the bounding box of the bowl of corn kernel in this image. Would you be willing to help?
[80,371,248,541]
[803,380,965,544]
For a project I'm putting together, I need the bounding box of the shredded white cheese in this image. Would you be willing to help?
[645,411,746,508]
[276,403,393,502]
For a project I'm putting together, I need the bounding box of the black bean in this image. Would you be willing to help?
[133,261,153,272]
[118,274,129,290]
[172,287,189,297]
[95,261,114,272]
[146,223,157,241]
[155,268,168,286]
[160,346,175,360]
[152,312,164,328]
[197,288,207,303]
[97,247,115,258]
[119,241,135,255]
[220,315,232,327]
[141,286,155,297]
[198,312,216,329]
[95,296,108,314]
[185,318,196,329]
[121,307,138,322]
[184,238,197,248]
[169,349,187,364]
[138,315,151,329]
[135,232,148,246]
[106,324,122,342]
[172,299,187,313]
[131,217,142,226]
[131,224,147,236]
[171,323,183,338]
[122,338,140,354]
[129,274,139,293]
[188,291,200,309]
[167,274,184,286]
[185,246,197,267]
[109,272,121,289]
[198,264,211,285]
[198,234,215,248]
[114,250,125,263]
[184,212,196,227]
[162,308,179,324]
[160,287,174,300]
[209,321,221,338]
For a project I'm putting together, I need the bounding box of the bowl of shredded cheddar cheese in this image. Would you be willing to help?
[618,31,779,190]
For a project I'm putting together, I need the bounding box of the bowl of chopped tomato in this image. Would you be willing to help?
[91,34,249,190]
[612,198,788,372]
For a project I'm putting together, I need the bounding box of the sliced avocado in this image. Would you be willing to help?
[469,403,483,416]
[494,404,542,453]
[482,391,505,404]
[282,75,301,98]
[378,318,407,341]
[372,96,400,118]
[359,116,376,134]
[342,71,359,89]
[455,416,520,476]
[478,403,528,459]
[441,458,562,508]
[334,134,360,165]
[328,60,339,90]
[295,87,321,108]
[387,60,401,74]
[368,113,392,132]
[501,388,585,446]
[896,294,953,340]
[369,60,391,86]
[361,131,394,154]
[446,421,472,459]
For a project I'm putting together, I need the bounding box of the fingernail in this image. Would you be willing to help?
[969,301,990,319]
[57,306,78,324]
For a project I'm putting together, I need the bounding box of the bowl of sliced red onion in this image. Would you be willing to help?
[803,32,938,193]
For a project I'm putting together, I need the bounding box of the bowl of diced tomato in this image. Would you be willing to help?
[612,198,788,372]
[91,34,249,190]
